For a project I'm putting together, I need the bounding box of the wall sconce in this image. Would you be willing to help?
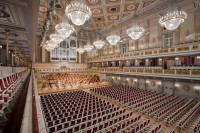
[126,78,129,81]
[112,76,114,79]
[175,83,180,89]
[175,57,179,60]
[194,86,200,93]
[197,56,200,59]
[146,80,150,84]
[134,79,138,82]
[118,77,121,80]
[157,81,161,85]
[159,58,162,61]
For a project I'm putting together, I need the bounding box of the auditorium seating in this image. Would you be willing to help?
[155,97,187,120]
[164,99,195,125]
[0,69,29,119]
[177,101,200,130]
[148,124,161,133]
[191,116,200,133]
[40,90,152,133]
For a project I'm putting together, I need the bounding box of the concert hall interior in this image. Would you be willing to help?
[0,0,200,133]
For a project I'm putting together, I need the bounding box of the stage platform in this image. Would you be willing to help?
[37,82,111,95]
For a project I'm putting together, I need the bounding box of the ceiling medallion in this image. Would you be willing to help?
[88,0,99,4]
[110,7,117,12]
[109,15,118,20]
[127,5,135,11]
[65,2,92,26]
[92,9,101,14]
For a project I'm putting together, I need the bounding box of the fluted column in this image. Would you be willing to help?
[15,42,17,66]
[5,29,10,66]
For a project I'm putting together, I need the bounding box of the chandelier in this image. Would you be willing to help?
[127,26,145,40]
[46,40,58,47]
[106,34,120,46]
[84,39,93,52]
[44,44,55,51]
[50,33,64,43]
[65,2,92,26]
[93,40,105,49]
[159,0,187,31]
[55,23,75,38]
[159,11,187,31]
[77,47,85,54]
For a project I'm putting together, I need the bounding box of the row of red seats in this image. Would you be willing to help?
[148,124,161,133]
[0,69,29,119]
[91,85,163,109]
[147,96,179,117]
[164,98,195,124]
[40,90,137,133]
[155,97,187,120]
[191,115,200,133]
[177,101,200,130]
[138,94,172,112]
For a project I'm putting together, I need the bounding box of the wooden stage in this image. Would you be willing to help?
[37,82,111,95]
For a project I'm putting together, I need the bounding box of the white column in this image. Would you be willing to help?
[42,46,45,63]
[135,60,139,66]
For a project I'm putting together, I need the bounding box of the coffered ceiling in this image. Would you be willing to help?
[37,0,159,36]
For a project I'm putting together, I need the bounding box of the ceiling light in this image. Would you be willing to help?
[84,39,93,52]
[159,0,187,31]
[93,40,105,49]
[66,2,92,26]
[106,34,120,46]
[127,14,144,40]
[50,33,64,43]
[127,26,145,40]
[77,47,85,54]
[55,22,75,38]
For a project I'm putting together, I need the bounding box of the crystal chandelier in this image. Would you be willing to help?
[106,34,120,46]
[159,0,187,31]
[44,44,55,51]
[55,23,75,38]
[127,26,145,40]
[46,40,58,47]
[84,39,93,52]
[77,47,85,54]
[65,2,92,26]
[50,33,64,43]
[127,14,144,40]
[93,40,105,49]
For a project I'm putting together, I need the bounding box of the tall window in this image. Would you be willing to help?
[121,44,126,54]
[165,32,173,48]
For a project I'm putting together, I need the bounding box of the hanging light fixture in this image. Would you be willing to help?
[55,23,75,38]
[65,1,92,26]
[106,22,120,46]
[46,40,58,48]
[93,35,105,49]
[84,39,93,52]
[77,47,85,54]
[127,14,145,40]
[50,33,64,43]
[159,0,187,31]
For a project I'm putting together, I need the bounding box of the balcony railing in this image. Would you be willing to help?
[88,44,200,62]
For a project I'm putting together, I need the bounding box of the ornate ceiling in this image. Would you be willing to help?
[37,0,159,37]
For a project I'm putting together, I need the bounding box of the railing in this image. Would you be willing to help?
[88,44,200,62]
[36,68,200,78]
